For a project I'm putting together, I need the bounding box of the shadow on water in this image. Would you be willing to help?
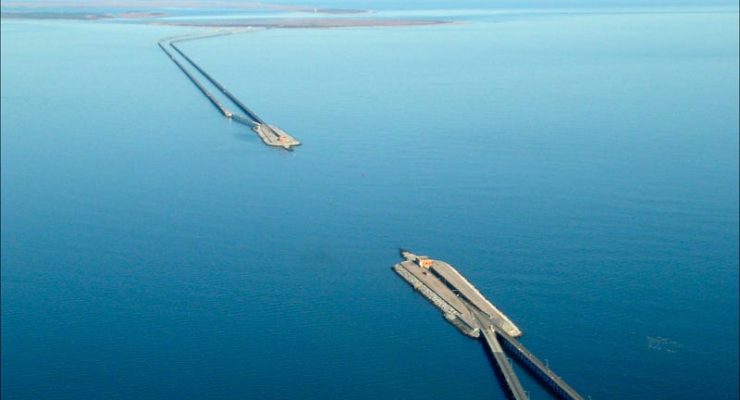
[231,130,259,144]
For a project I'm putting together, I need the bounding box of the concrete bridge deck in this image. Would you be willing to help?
[494,324,584,400]
[158,40,232,118]
[169,37,266,125]
[158,33,300,150]
[477,314,529,400]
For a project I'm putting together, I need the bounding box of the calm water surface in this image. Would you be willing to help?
[1,6,738,400]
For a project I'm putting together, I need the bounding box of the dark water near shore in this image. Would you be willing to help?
[2,5,738,400]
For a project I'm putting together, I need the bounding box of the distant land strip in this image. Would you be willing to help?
[151,18,450,29]
[0,10,173,18]
[0,1,367,14]
[1,11,114,20]
[0,10,450,28]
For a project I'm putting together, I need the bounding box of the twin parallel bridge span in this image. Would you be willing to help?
[394,250,585,400]
[158,32,300,150]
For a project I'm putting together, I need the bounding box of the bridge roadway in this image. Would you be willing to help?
[475,313,529,400]
[496,329,584,400]
[169,37,267,127]
[159,33,297,148]
[158,39,233,118]
[474,309,584,400]
[230,113,258,128]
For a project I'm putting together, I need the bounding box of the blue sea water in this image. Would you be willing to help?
[1,5,738,400]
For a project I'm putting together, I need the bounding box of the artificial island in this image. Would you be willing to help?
[394,249,585,400]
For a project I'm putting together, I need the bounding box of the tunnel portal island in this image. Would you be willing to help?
[394,249,585,400]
